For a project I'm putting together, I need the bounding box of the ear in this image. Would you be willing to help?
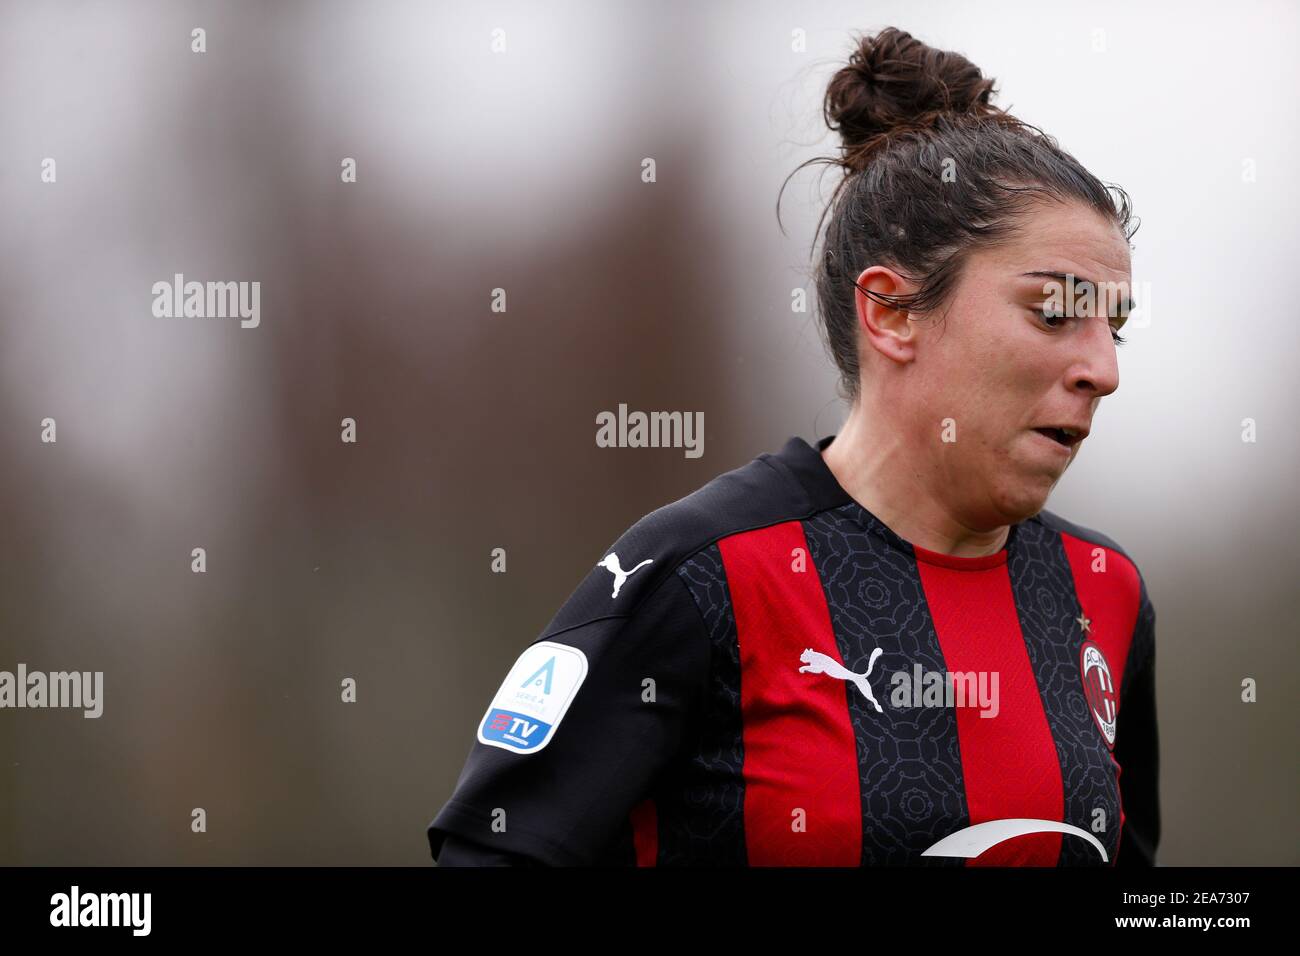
[853,265,920,366]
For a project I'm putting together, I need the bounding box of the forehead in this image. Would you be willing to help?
[981,198,1132,284]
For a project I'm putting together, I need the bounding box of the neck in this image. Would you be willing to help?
[821,400,1010,558]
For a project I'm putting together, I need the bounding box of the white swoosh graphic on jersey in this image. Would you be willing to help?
[921,818,1108,862]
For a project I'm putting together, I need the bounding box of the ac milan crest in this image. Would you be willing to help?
[1079,640,1117,748]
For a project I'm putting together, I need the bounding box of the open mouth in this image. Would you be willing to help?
[1033,426,1084,449]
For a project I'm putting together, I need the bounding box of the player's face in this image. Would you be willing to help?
[916,198,1132,525]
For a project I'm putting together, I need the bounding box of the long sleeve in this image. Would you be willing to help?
[426,563,711,866]
[435,833,543,867]
[1114,578,1160,866]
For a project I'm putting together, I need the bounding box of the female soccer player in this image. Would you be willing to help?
[429,26,1158,867]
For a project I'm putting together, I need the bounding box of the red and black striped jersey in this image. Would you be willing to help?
[428,433,1159,866]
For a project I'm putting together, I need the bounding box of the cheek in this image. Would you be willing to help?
[942,333,1024,438]
[920,307,1040,448]
[974,322,1051,417]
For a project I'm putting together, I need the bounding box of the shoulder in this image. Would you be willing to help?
[1031,508,1151,594]
[538,436,844,639]
[1029,504,1154,600]
[1031,507,1134,562]
[1029,506,1156,671]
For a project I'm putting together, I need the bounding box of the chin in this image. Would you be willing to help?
[988,478,1054,525]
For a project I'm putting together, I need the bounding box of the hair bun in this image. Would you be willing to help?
[825,27,1000,170]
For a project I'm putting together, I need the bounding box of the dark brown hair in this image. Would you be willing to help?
[780,27,1138,401]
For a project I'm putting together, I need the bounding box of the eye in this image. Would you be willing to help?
[1033,308,1128,347]
[1033,307,1069,329]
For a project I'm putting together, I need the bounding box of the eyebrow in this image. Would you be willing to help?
[1020,270,1135,318]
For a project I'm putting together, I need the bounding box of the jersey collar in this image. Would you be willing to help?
[775,434,1019,570]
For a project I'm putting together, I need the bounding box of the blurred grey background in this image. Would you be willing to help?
[0,0,1295,865]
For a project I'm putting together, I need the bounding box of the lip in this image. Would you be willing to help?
[1030,428,1076,458]
[1035,422,1090,439]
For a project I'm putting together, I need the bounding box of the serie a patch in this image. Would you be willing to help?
[477,640,588,754]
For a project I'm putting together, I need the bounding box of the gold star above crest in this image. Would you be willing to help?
[1076,613,1092,633]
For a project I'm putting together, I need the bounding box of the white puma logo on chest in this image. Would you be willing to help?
[799,647,884,713]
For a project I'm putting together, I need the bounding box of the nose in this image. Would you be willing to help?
[1068,315,1120,398]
